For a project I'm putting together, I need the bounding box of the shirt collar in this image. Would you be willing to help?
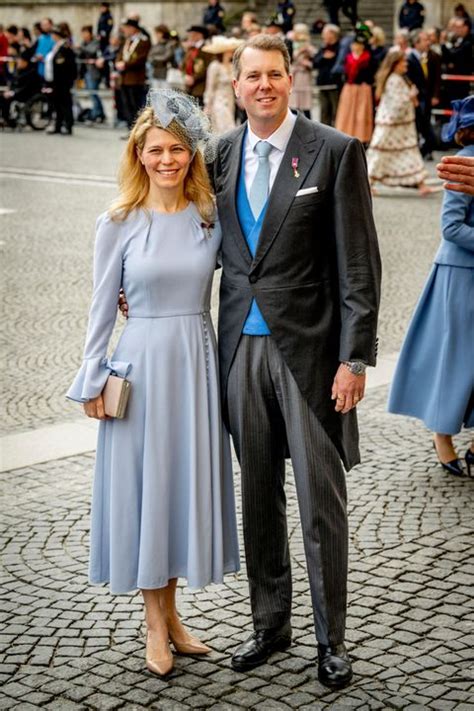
[247,109,297,154]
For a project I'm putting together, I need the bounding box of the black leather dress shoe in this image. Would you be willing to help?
[318,643,352,689]
[231,623,292,671]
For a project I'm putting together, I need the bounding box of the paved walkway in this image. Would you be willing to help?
[1,129,473,709]
[1,386,473,709]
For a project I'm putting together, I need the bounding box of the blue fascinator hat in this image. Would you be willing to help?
[145,88,218,163]
[441,95,474,143]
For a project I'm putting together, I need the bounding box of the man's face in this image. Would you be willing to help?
[394,32,408,49]
[40,19,52,34]
[454,19,469,38]
[415,31,430,53]
[241,13,254,31]
[81,30,92,43]
[187,31,204,44]
[322,28,337,45]
[122,25,137,39]
[233,48,292,127]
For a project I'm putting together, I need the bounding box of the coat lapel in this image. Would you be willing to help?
[252,114,325,271]
[218,124,252,265]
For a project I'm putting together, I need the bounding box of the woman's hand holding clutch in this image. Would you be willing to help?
[84,394,109,420]
[118,288,129,318]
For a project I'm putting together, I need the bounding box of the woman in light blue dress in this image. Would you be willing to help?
[67,90,240,676]
[388,96,474,477]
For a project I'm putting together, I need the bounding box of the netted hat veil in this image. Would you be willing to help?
[146,88,218,163]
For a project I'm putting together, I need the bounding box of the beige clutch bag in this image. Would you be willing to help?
[102,375,131,419]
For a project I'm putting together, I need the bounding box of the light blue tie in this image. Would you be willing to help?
[249,140,272,219]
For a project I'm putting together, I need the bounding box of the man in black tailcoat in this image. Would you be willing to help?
[46,25,77,135]
[214,34,381,689]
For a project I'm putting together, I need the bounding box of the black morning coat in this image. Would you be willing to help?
[213,113,382,471]
[52,44,77,90]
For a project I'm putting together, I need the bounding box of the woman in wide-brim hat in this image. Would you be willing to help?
[203,35,243,134]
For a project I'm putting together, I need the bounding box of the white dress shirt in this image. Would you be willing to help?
[244,109,297,195]
[44,40,63,83]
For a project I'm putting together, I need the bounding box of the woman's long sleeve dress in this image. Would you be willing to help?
[67,204,240,593]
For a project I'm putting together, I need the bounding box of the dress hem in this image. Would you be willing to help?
[387,408,473,436]
[90,562,241,595]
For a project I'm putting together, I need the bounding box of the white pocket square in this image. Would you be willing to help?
[295,186,319,196]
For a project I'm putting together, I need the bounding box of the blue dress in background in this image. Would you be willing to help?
[67,204,240,593]
[388,145,474,435]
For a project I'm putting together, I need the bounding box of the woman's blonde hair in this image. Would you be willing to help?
[109,106,215,222]
[370,26,386,47]
[375,48,406,101]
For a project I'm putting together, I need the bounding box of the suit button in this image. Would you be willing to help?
[249,274,258,284]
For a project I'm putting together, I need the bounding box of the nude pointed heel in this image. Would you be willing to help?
[169,632,211,655]
[146,632,174,676]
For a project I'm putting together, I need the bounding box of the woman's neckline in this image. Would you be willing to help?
[144,202,192,216]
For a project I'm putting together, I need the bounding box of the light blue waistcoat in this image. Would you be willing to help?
[237,142,271,335]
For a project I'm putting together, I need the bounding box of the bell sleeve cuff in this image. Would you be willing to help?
[66,357,131,403]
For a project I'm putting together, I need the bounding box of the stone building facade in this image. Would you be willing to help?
[0,1,249,36]
[0,1,468,39]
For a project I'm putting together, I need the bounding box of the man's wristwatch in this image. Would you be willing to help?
[342,361,367,376]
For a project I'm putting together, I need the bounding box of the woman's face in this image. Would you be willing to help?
[139,127,192,192]
[351,41,364,55]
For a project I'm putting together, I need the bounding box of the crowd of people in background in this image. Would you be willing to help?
[0,0,472,157]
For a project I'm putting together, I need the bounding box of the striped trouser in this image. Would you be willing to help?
[227,335,348,646]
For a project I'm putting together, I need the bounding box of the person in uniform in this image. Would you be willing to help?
[275,1,296,34]
[203,0,226,33]
[97,2,113,52]
[399,0,425,31]
[97,1,113,86]
[45,25,77,135]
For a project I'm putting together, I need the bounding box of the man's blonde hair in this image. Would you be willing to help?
[232,34,291,78]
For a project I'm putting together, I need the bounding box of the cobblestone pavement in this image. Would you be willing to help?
[2,128,443,435]
[1,387,473,709]
[2,128,474,709]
